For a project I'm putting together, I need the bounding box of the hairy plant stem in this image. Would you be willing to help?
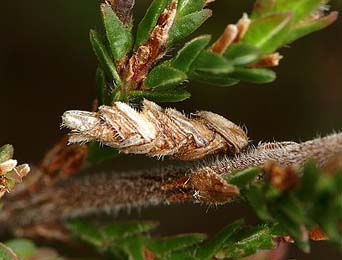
[1,133,341,231]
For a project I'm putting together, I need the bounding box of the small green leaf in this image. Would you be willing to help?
[191,51,233,74]
[252,0,323,23]
[5,240,36,259]
[218,225,276,259]
[313,183,340,242]
[66,220,103,248]
[243,13,293,54]
[130,89,191,102]
[0,145,14,163]
[172,35,211,72]
[101,5,132,61]
[297,162,320,204]
[135,0,171,48]
[147,234,206,257]
[231,68,276,84]
[276,211,310,252]
[229,168,262,188]
[244,186,272,221]
[178,0,206,16]
[169,9,212,46]
[87,142,119,164]
[189,71,239,87]
[167,250,196,260]
[103,222,158,239]
[278,196,309,226]
[0,243,17,260]
[95,67,107,105]
[90,30,122,87]
[224,44,261,66]
[284,12,338,45]
[272,0,322,23]
[113,237,145,260]
[195,220,243,259]
[145,64,187,90]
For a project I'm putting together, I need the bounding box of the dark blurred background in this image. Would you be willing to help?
[1,0,341,258]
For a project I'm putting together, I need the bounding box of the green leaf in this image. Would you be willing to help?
[95,67,107,105]
[276,211,310,252]
[278,196,309,226]
[297,162,320,204]
[101,5,132,61]
[251,0,276,19]
[169,9,212,46]
[224,44,261,66]
[189,71,239,87]
[231,68,276,84]
[239,161,342,252]
[191,51,233,74]
[90,30,122,87]
[66,220,103,248]
[229,168,262,188]
[244,186,272,221]
[4,240,36,259]
[103,222,158,240]
[321,179,342,245]
[87,142,119,164]
[167,251,196,260]
[284,12,338,45]
[130,89,191,102]
[314,185,341,243]
[147,234,206,257]
[252,0,323,23]
[243,13,293,54]
[119,238,146,260]
[272,0,322,23]
[195,220,243,259]
[0,243,17,260]
[67,221,160,259]
[178,0,206,16]
[135,0,171,48]
[0,145,14,163]
[145,64,187,90]
[172,35,211,72]
[217,225,276,259]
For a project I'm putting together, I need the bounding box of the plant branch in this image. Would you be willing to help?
[1,132,341,230]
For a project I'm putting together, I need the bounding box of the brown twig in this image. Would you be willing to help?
[1,132,341,231]
[124,1,178,89]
